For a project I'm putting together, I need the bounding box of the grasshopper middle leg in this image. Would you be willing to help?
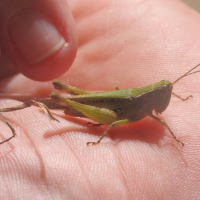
[149,112,184,146]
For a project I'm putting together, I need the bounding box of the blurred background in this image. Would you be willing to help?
[181,0,200,13]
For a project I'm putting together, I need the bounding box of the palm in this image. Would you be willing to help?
[0,0,200,199]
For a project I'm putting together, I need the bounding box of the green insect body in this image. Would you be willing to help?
[51,80,172,124]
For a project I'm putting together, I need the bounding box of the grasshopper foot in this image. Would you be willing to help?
[87,122,102,127]
[180,141,185,146]
[87,141,99,145]
[182,95,193,101]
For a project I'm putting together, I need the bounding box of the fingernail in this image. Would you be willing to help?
[8,9,65,65]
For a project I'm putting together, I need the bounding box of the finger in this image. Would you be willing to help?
[0,51,19,80]
[0,0,78,81]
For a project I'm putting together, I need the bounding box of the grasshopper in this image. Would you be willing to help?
[0,64,200,146]
[43,64,200,146]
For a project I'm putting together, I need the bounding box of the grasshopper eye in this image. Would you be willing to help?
[159,85,168,96]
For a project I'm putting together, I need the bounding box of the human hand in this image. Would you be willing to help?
[0,0,200,199]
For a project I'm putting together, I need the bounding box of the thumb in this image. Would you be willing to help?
[0,0,78,81]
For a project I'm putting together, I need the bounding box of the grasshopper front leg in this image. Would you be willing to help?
[172,92,193,101]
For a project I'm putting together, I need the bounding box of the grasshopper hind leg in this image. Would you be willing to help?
[51,92,131,145]
[0,113,16,145]
[87,119,130,145]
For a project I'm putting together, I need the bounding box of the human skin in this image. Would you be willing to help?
[0,0,200,199]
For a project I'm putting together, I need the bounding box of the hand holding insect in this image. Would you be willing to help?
[0,64,200,146]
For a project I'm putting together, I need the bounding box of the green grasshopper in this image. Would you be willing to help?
[43,64,200,146]
[0,64,200,146]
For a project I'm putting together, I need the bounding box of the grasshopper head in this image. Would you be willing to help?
[152,80,173,114]
[152,64,200,114]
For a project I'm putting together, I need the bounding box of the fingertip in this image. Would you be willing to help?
[19,42,77,81]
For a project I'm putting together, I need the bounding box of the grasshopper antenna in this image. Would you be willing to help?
[172,63,200,85]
